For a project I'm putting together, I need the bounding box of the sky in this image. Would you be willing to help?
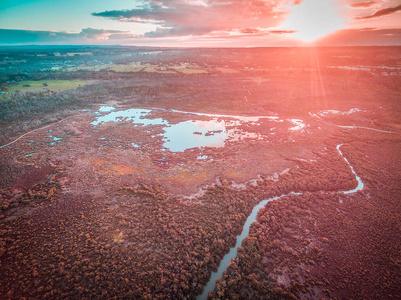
[0,0,400,46]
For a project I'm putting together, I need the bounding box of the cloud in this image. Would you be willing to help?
[240,28,261,34]
[349,1,378,8]
[1,27,400,47]
[0,28,137,45]
[92,0,292,38]
[356,4,401,19]
[237,28,297,35]
[268,29,297,34]
[0,29,78,44]
[317,28,401,45]
[80,28,136,40]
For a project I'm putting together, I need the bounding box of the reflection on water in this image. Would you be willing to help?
[25,152,37,157]
[91,108,167,127]
[314,108,362,117]
[170,109,275,122]
[336,144,364,194]
[98,105,116,112]
[91,106,306,152]
[163,118,267,151]
[198,144,364,299]
[163,120,228,152]
[288,119,306,131]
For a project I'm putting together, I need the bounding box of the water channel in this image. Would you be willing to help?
[197,143,364,299]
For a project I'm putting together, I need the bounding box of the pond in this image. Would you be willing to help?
[91,107,270,152]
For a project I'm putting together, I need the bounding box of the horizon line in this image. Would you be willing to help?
[1,44,401,48]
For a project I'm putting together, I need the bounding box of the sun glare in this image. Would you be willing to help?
[282,0,344,42]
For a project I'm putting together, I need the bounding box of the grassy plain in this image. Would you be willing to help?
[65,63,209,74]
[6,80,86,93]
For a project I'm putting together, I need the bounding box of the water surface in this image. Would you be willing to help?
[197,144,364,299]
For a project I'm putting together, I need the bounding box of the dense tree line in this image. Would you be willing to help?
[210,134,401,299]
[0,140,363,299]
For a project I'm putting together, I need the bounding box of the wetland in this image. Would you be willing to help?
[0,46,400,299]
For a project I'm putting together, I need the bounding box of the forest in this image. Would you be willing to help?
[0,46,400,299]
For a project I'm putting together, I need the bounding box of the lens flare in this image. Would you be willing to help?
[282,0,344,42]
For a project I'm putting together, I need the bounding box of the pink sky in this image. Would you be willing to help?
[0,0,400,45]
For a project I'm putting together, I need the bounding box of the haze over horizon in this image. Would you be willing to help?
[0,0,400,46]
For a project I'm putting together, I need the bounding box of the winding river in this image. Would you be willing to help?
[197,143,364,299]
[0,107,365,299]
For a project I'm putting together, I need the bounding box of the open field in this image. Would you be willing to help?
[65,64,143,73]
[5,80,87,93]
[0,46,400,300]
[65,63,209,74]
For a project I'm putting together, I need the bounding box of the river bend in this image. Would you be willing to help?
[198,143,364,299]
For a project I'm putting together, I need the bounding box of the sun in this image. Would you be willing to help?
[281,0,345,42]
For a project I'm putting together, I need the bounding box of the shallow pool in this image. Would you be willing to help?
[91,107,286,152]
